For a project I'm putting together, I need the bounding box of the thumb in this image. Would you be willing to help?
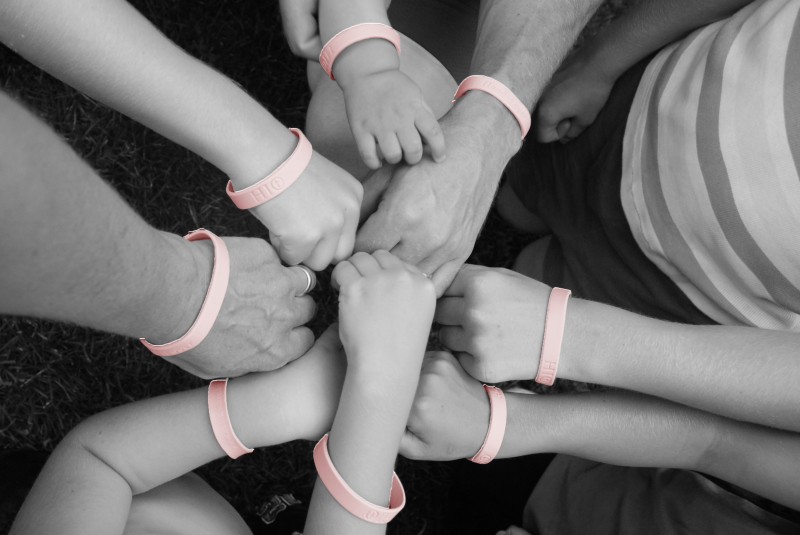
[359,165,394,223]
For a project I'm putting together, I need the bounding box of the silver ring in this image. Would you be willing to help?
[297,265,316,296]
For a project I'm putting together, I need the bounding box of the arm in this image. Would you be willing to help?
[0,92,315,378]
[402,352,800,511]
[304,251,436,534]
[355,0,604,295]
[9,328,347,535]
[0,0,362,269]
[536,0,755,141]
[435,266,800,432]
[316,0,445,168]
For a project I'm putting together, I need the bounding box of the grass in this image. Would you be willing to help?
[0,1,627,533]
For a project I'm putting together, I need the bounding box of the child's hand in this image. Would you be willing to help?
[400,351,493,461]
[331,250,435,377]
[343,70,446,170]
[252,151,363,270]
[279,0,322,60]
[535,51,617,143]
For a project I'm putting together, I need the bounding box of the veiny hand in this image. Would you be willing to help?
[331,250,435,379]
[253,151,363,270]
[279,0,322,61]
[283,324,347,441]
[356,117,504,296]
[435,265,553,383]
[535,51,617,143]
[400,351,491,461]
[161,237,317,379]
[343,70,445,169]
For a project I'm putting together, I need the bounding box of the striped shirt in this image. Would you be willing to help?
[621,0,800,330]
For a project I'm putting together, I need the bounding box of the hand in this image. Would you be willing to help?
[252,151,363,270]
[400,351,491,461]
[496,527,532,535]
[343,70,445,169]
[435,265,552,383]
[282,324,347,440]
[356,115,508,296]
[279,0,322,61]
[331,250,435,378]
[535,51,617,143]
[160,237,317,379]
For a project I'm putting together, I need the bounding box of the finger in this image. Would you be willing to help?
[292,294,317,325]
[287,265,318,297]
[355,131,381,170]
[389,239,428,266]
[434,297,466,325]
[269,230,281,251]
[359,166,394,224]
[275,326,316,368]
[346,251,382,277]
[304,231,339,271]
[331,261,360,290]
[372,249,406,271]
[356,207,402,253]
[556,119,571,140]
[454,352,483,382]
[429,258,465,298]
[397,126,424,165]
[316,323,343,352]
[398,429,426,460]
[438,325,468,352]
[333,202,359,264]
[377,133,403,165]
[563,118,587,141]
[440,263,482,297]
[276,234,320,266]
[415,111,446,163]
[534,107,563,143]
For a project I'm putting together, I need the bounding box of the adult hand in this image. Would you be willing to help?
[332,250,435,380]
[401,351,491,461]
[535,51,617,143]
[279,0,322,61]
[253,151,363,271]
[435,265,552,383]
[157,237,317,379]
[356,114,510,296]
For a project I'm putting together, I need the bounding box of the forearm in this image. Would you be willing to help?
[558,299,800,431]
[502,390,800,510]
[580,0,755,80]
[0,92,203,342]
[10,361,327,535]
[452,0,603,164]
[305,369,418,535]
[318,0,397,87]
[0,0,295,187]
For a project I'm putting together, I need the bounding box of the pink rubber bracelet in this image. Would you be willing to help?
[313,434,406,524]
[226,128,312,210]
[208,379,254,459]
[452,75,532,139]
[469,385,507,464]
[140,229,229,357]
[319,22,402,80]
[535,287,572,386]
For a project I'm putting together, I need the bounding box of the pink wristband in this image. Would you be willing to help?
[469,385,507,465]
[313,434,406,524]
[535,287,572,386]
[225,128,312,210]
[208,379,254,459]
[453,75,531,139]
[319,22,402,80]
[140,229,229,357]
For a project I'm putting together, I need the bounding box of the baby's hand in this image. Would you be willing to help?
[343,70,445,169]
[331,250,435,378]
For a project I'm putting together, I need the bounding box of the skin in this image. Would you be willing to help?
[11,251,437,535]
[0,92,315,378]
[0,0,363,270]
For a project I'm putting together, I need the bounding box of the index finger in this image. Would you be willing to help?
[415,110,446,163]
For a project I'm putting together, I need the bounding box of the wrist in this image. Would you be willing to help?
[447,91,522,164]
[499,393,557,458]
[225,124,298,192]
[137,231,211,344]
[332,40,400,89]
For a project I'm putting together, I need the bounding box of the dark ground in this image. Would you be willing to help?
[0,1,626,533]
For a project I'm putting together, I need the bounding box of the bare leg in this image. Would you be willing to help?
[123,473,251,535]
